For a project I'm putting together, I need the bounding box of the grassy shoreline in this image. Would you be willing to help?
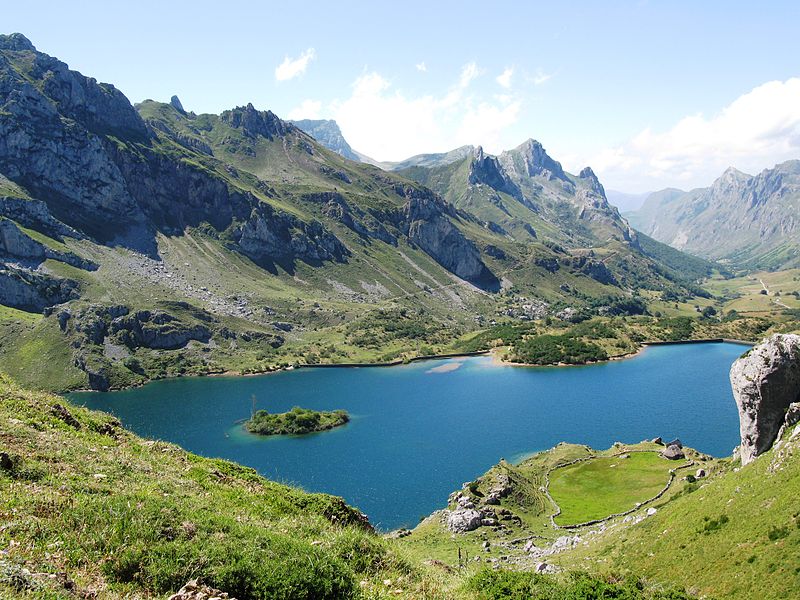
[65,335,760,394]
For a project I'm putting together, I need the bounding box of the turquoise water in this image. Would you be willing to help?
[69,342,744,530]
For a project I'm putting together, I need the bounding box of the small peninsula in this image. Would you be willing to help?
[245,406,349,436]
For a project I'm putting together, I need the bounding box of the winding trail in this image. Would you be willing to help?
[760,278,792,309]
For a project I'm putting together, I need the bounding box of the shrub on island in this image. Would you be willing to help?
[245,406,349,436]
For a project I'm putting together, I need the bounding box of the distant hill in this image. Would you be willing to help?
[384,145,476,171]
[627,162,800,269]
[606,189,650,212]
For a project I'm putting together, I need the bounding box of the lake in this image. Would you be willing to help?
[69,342,745,530]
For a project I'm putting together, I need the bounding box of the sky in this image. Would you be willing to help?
[5,1,800,193]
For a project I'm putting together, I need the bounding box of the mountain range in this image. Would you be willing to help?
[0,33,716,391]
[294,119,800,272]
[626,162,800,269]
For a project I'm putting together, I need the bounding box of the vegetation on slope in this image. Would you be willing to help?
[561,428,800,600]
[466,569,693,600]
[549,453,674,525]
[454,313,797,366]
[245,406,349,436]
[0,375,704,600]
[0,374,417,599]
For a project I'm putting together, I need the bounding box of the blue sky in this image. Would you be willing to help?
[5,1,800,192]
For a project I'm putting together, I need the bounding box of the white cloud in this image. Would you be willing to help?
[416,62,427,72]
[459,62,481,88]
[331,63,520,160]
[531,68,553,86]
[274,48,316,82]
[588,78,800,192]
[286,99,322,120]
[496,67,514,89]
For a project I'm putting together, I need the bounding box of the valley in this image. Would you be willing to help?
[1,16,800,600]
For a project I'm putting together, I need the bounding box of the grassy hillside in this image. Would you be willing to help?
[402,429,800,600]
[0,373,438,599]
[0,375,701,599]
[560,427,800,599]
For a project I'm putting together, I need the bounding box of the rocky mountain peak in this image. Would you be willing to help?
[468,146,519,197]
[504,138,567,182]
[170,95,185,113]
[711,166,750,193]
[0,33,36,52]
[220,104,288,139]
[579,166,606,197]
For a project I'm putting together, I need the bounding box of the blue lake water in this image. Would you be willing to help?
[69,342,745,530]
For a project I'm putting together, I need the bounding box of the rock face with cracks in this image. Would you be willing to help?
[730,334,800,465]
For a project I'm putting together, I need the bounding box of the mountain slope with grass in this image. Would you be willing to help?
[0,373,703,599]
[0,32,712,393]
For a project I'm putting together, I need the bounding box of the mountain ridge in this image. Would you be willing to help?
[627,160,800,269]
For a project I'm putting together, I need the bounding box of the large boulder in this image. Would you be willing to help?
[445,508,483,533]
[730,334,800,465]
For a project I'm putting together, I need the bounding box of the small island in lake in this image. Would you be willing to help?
[245,406,350,436]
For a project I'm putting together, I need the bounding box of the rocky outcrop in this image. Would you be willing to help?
[220,103,289,141]
[169,579,235,600]
[730,334,800,465]
[0,219,96,270]
[661,444,685,460]
[0,263,78,311]
[399,186,496,286]
[110,310,212,350]
[169,95,185,113]
[445,508,483,533]
[233,202,349,267]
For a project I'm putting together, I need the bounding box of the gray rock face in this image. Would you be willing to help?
[0,197,81,239]
[445,508,483,533]
[0,263,78,311]
[730,334,800,465]
[0,218,96,270]
[234,202,349,267]
[399,186,495,286]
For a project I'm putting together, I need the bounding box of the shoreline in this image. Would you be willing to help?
[65,339,752,394]
[491,337,753,369]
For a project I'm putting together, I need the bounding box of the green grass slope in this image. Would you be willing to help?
[550,452,674,526]
[0,374,429,599]
[562,429,800,599]
[0,375,703,600]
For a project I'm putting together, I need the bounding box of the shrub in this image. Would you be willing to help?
[466,569,693,599]
[698,514,730,535]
